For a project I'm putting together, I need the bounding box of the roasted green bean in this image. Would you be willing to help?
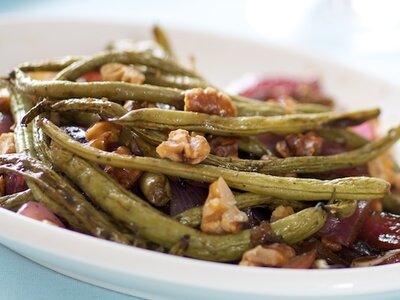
[175,193,307,228]
[204,125,400,174]
[114,107,380,136]
[54,50,200,81]
[139,172,172,207]
[39,119,390,201]
[49,144,327,261]
[12,68,330,117]
[0,190,32,211]
[153,25,175,59]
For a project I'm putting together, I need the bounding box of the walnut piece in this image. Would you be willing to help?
[0,133,15,155]
[156,129,210,164]
[26,71,57,81]
[239,243,296,267]
[321,236,342,252]
[86,121,122,151]
[276,132,323,157]
[200,177,248,234]
[270,205,294,223]
[208,136,238,157]
[100,63,145,84]
[104,146,142,189]
[184,87,237,117]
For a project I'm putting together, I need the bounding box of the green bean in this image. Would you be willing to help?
[0,190,32,211]
[31,117,52,165]
[325,200,358,219]
[204,125,400,174]
[153,25,175,59]
[139,172,172,207]
[49,144,250,261]
[144,72,209,89]
[114,108,380,136]
[9,89,143,245]
[39,119,390,201]
[0,154,143,245]
[270,207,327,244]
[49,145,326,261]
[18,56,82,72]
[231,95,330,115]
[9,88,89,230]
[12,69,331,117]
[9,87,37,157]
[316,128,368,149]
[175,193,307,227]
[22,98,127,125]
[237,137,273,157]
[54,50,201,81]
[11,68,184,105]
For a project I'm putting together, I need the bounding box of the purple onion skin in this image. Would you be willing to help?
[169,179,208,216]
[0,113,14,134]
[319,201,372,247]
[5,173,28,195]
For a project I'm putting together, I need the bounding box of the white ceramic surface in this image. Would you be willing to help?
[0,19,400,300]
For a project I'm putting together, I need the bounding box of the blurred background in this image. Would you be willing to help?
[0,0,400,84]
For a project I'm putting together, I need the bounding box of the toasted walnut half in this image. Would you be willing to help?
[201,177,248,234]
[104,146,142,189]
[208,136,238,158]
[270,205,294,223]
[239,243,296,267]
[100,63,145,84]
[184,87,237,117]
[0,133,15,155]
[156,129,210,164]
[276,132,323,158]
[86,121,122,151]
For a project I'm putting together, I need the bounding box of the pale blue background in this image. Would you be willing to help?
[0,0,400,299]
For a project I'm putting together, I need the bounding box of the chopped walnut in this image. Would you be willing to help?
[321,236,342,252]
[208,136,238,157]
[184,87,237,117]
[104,146,142,189]
[100,63,145,84]
[156,129,210,164]
[276,132,323,157]
[26,71,57,80]
[0,133,15,155]
[86,121,122,151]
[270,205,294,223]
[200,177,248,234]
[239,243,296,267]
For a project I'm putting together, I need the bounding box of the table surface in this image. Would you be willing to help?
[1,0,400,299]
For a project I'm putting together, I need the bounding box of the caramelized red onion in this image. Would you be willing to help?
[319,201,372,247]
[17,201,65,227]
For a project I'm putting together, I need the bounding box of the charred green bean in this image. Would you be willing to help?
[39,119,390,201]
[175,193,307,227]
[114,107,380,136]
[139,172,172,207]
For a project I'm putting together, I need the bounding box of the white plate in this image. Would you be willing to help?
[0,19,400,300]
